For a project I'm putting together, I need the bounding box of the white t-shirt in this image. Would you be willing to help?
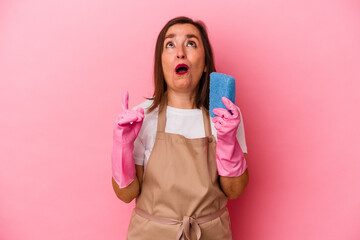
[132,99,248,170]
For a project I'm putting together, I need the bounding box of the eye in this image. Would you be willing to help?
[165,42,174,48]
[187,41,197,47]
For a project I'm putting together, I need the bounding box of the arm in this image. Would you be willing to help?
[219,153,249,200]
[212,97,248,200]
[112,165,144,203]
[111,91,144,203]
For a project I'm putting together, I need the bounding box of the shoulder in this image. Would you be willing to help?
[132,99,159,116]
[132,99,159,127]
[132,99,154,112]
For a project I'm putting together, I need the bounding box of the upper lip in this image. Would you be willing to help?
[175,63,189,72]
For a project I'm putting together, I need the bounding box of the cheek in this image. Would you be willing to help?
[194,50,205,68]
[161,55,171,70]
[195,57,205,73]
[161,57,173,79]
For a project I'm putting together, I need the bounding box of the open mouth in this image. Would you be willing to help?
[175,63,189,75]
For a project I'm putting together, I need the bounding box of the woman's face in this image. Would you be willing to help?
[161,23,206,94]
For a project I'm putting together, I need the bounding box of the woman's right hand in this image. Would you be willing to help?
[111,91,144,189]
[113,91,144,145]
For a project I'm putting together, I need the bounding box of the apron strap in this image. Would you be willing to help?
[157,94,168,133]
[201,108,212,137]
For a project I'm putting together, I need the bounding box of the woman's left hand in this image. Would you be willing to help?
[212,97,241,136]
[212,97,247,177]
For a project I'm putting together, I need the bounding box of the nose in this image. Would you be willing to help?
[176,46,186,59]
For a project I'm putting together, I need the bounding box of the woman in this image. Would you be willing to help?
[111,16,249,240]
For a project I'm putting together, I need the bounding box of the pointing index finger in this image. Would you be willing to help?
[122,91,129,111]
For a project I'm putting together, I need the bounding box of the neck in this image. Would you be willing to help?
[166,89,197,109]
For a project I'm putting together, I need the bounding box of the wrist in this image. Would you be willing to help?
[111,143,136,188]
[216,133,237,145]
[215,138,247,177]
[113,134,137,146]
[216,154,247,177]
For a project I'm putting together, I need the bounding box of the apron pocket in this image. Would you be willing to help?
[127,210,180,240]
[198,210,232,240]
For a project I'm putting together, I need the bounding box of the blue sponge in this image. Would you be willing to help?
[209,72,236,117]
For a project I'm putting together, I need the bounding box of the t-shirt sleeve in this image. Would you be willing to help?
[133,134,145,165]
[237,107,248,153]
[131,104,146,166]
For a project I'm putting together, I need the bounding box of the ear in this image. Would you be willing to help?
[204,66,207,72]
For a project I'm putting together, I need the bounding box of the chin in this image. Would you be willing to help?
[174,83,191,90]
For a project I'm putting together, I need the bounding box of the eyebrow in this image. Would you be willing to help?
[164,33,200,41]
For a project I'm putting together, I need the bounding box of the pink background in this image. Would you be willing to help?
[1,0,359,239]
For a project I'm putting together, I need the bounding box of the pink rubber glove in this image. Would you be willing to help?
[212,97,247,177]
[111,91,144,188]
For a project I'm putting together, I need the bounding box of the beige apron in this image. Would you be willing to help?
[127,100,232,240]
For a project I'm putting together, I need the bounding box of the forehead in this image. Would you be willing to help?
[165,23,202,39]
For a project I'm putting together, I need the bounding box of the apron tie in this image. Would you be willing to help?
[176,215,201,240]
[134,206,227,240]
